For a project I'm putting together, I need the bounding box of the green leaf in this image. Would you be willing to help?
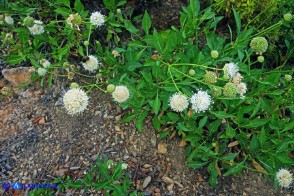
[152,29,164,53]
[276,153,294,164]
[187,161,208,169]
[222,153,238,161]
[98,162,110,179]
[124,20,139,34]
[56,0,71,7]
[208,162,219,188]
[198,116,208,129]
[189,0,200,17]
[74,0,84,13]
[282,120,294,131]
[152,116,161,130]
[241,118,269,128]
[153,93,160,115]
[142,11,152,34]
[121,112,136,123]
[93,180,111,190]
[249,134,260,152]
[232,7,241,35]
[259,128,267,146]
[141,70,152,83]
[223,161,245,176]
[211,111,234,119]
[112,162,123,180]
[66,180,84,188]
[135,110,148,132]
[226,125,236,138]
[159,131,170,140]
[5,54,25,65]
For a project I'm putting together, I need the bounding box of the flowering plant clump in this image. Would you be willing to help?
[1,0,293,190]
[63,88,89,115]
[276,169,293,188]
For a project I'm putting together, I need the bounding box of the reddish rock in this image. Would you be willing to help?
[2,67,34,87]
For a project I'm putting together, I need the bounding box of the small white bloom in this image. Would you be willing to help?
[82,55,99,72]
[121,163,128,170]
[37,68,47,76]
[40,59,51,68]
[90,11,105,27]
[276,169,293,188]
[236,82,247,97]
[28,20,45,35]
[169,93,189,112]
[190,90,212,113]
[112,86,130,103]
[223,62,239,78]
[232,72,243,84]
[63,88,89,115]
[4,16,14,25]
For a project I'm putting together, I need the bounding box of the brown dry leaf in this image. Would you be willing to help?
[158,143,167,154]
[150,54,159,60]
[169,131,176,139]
[38,116,46,124]
[162,176,174,184]
[187,108,193,118]
[222,118,227,123]
[252,160,268,174]
[179,139,187,147]
[228,141,239,148]
[215,162,222,176]
[54,169,68,178]
[32,116,44,124]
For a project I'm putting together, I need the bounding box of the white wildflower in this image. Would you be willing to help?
[40,59,51,68]
[223,62,239,78]
[121,163,128,170]
[276,169,293,188]
[232,72,243,84]
[37,68,46,76]
[28,20,44,35]
[4,15,14,25]
[112,86,130,103]
[82,55,99,72]
[90,11,105,27]
[63,88,89,115]
[169,93,189,112]
[236,82,247,97]
[190,90,212,113]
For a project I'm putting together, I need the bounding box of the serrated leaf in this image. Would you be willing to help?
[142,11,151,34]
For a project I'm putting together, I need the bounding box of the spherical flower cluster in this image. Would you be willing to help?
[285,74,292,82]
[90,11,105,27]
[257,55,264,63]
[28,20,45,35]
[223,82,238,98]
[70,82,79,89]
[211,87,222,98]
[4,15,14,25]
[190,90,211,113]
[23,16,35,27]
[210,50,219,58]
[63,88,89,115]
[204,71,217,84]
[250,37,268,54]
[37,68,47,76]
[276,169,293,188]
[40,59,51,68]
[107,84,116,93]
[66,13,82,29]
[236,82,247,98]
[189,69,195,76]
[169,93,189,112]
[82,55,99,72]
[223,62,239,79]
[283,13,293,22]
[112,86,130,103]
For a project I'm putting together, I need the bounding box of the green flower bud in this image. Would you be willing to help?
[189,69,195,76]
[23,16,35,27]
[83,41,89,46]
[285,74,292,82]
[106,84,115,93]
[0,15,4,21]
[257,55,264,63]
[70,82,79,89]
[283,13,293,22]
[210,50,219,58]
[211,87,222,98]
[204,71,217,84]
[96,73,102,79]
[63,62,70,69]
[117,9,121,14]
[250,37,268,54]
[223,82,237,98]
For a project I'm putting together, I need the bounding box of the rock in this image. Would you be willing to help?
[142,176,152,189]
[2,67,34,87]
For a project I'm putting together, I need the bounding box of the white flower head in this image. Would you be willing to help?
[121,163,128,170]
[63,88,89,115]
[40,59,51,68]
[90,11,105,27]
[37,68,47,76]
[112,86,130,103]
[276,169,293,188]
[232,72,243,84]
[169,93,189,112]
[28,20,44,35]
[223,62,239,78]
[4,15,14,25]
[190,90,212,113]
[236,82,247,97]
[82,55,99,72]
